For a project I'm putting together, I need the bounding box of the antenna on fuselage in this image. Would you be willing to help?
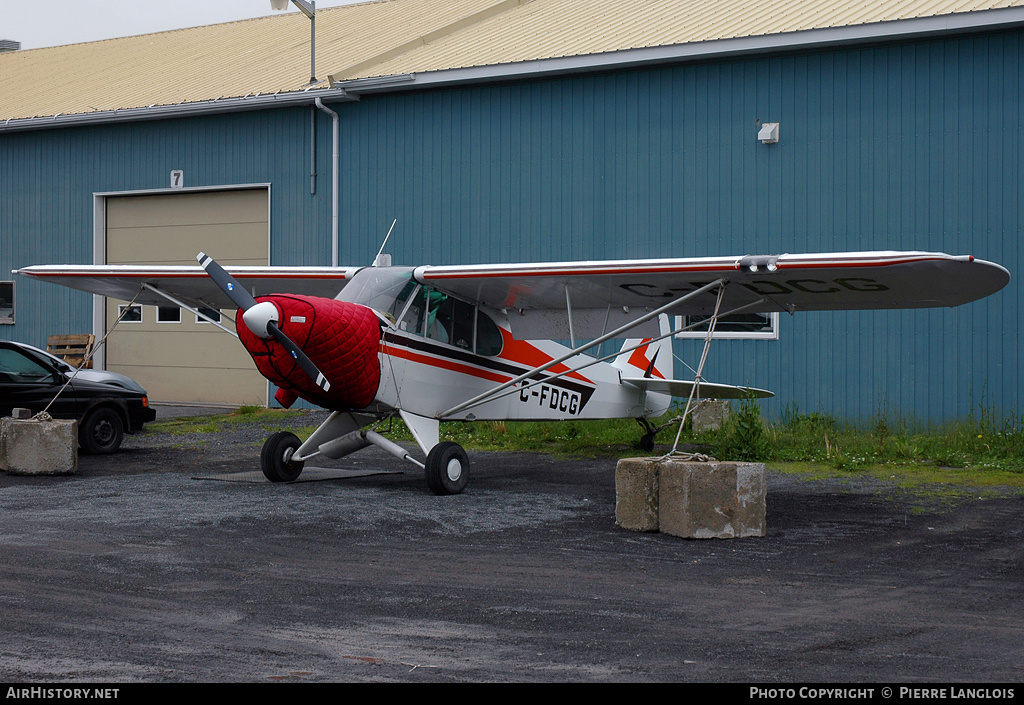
[373,219,397,267]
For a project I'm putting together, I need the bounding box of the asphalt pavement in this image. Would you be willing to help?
[0,410,1022,683]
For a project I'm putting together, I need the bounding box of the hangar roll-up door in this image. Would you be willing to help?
[104,188,269,405]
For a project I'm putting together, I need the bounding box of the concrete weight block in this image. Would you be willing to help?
[614,457,661,531]
[0,417,78,475]
[658,461,765,539]
[690,400,732,432]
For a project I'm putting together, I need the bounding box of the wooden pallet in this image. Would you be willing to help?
[46,334,95,369]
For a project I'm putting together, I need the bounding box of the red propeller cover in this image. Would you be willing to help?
[236,294,382,410]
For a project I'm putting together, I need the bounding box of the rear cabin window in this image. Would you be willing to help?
[475,310,502,356]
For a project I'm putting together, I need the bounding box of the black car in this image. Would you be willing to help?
[0,340,156,454]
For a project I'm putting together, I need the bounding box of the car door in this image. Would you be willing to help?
[0,345,81,419]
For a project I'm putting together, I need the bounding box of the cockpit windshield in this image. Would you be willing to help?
[338,266,503,356]
[335,266,418,323]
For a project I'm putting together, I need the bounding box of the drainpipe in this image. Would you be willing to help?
[314,98,339,267]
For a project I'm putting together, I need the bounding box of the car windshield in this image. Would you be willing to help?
[0,347,54,382]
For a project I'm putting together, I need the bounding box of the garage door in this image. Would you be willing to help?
[104,189,269,405]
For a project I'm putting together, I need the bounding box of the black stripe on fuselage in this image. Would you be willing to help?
[381,331,595,399]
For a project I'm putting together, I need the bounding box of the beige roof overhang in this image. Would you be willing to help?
[3,0,1024,133]
[333,5,1024,94]
[0,87,358,133]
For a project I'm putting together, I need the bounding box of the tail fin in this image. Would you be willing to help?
[612,314,673,380]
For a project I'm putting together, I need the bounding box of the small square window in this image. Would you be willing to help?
[0,281,13,324]
[196,308,221,324]
[157,306,181,323]
[118,304,143,323]
[675,312,779,340]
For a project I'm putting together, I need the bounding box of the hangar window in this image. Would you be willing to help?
[0,281,13,324]
[157,306,181,323]
[196,308,221,324]
[675,312,779,340]
[118,304,142,323]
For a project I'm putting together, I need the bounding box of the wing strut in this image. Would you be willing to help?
[440,278,727,419]
[664,282,727,457]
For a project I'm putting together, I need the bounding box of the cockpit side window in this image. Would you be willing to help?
[431,297,475,349]
[393,286,503,357]
[424,290,449,341]
[388,284,444,337]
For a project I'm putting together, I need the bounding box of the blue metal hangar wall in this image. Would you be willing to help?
[1,21,1020,422]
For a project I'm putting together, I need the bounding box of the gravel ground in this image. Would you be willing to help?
[0,411,1022,683]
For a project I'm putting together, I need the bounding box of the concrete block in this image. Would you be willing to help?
[690,399,732,433]
[0,417,78,475]
[659,461,765,539]
[614,457,661,531]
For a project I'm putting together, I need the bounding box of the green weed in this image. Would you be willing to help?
[149,403,1024,488]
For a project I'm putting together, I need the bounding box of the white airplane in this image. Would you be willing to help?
[16,249,1009,494]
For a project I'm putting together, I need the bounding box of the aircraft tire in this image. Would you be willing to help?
[424,441,470,496]
[261,431,304,482]
[639,432,655,453]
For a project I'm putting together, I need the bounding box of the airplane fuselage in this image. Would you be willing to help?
[372,312,671,422]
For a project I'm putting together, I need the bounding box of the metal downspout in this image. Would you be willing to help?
[314,98,339,267]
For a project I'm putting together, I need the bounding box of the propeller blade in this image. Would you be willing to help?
[267,321,332,393]
[197,252,331,394]
[196,252,258,311]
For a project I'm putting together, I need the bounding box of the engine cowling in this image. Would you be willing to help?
[235,294,382,410]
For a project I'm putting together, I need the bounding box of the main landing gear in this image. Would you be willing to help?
[424,441,470,495]
[258,413,469,496]
[261,431,304,482]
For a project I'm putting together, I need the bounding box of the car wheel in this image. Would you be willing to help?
[79,407,124,454]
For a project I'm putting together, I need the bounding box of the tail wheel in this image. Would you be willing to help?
[425,441,470,495]
[261,431,304,482]
[639,432,656,453]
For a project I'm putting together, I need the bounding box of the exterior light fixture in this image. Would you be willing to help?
[758,122,780,144]
[271,0,317,84]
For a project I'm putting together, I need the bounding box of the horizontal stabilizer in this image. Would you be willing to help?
[621,376,773,399]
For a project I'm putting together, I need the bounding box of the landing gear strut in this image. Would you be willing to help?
[636,417,657,453]
[261,431,305,482]
[257,412,471,494]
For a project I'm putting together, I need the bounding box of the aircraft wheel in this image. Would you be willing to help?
[639,432,655,453]
[261,431,304,482]
[424,441,470,495]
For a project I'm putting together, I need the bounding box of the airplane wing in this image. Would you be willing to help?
[14,264,359,311]
[17,250,1009,339]
[413,251,1010,338]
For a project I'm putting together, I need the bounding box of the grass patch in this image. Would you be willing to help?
[149,403,1024,490]
[715,402,1024,490]
[148,406,307,435]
